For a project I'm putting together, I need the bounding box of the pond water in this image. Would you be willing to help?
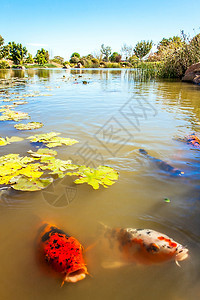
[0,69,200,300]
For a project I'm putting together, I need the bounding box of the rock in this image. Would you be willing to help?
[63,64,71,69]
[182,62,200,84]
[75,62,83,68]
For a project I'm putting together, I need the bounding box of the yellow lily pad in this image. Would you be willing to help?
[27,132,79,148]
[14,122,43,130]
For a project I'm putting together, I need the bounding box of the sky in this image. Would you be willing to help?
[0,0,199,60]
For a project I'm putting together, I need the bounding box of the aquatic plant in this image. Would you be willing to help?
[67,165,119,190]
[0,136,24,146]
[27,132,79,148]
[0,109,30,121]
[14,122,43,130]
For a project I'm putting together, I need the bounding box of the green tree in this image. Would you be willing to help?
[8,42,27,65]
[53,56,64,64]
[25,53,34,64]
[100,44,112,62]
[35,48,49,65]
[157,36,183,53]
[71,52,80,59]
[110,52,121,62]
[0,35,4,47]
[134,40,153,60]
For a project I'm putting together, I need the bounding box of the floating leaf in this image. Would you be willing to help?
[10,176,53,191]
[27,132,79,148]
[67,165,119,189]
[6,136,24,143]
[40,156,78,178]
[0,138,8,146]
[0,136,24,146]
[0,109,30,121]
[14,122,43,130]
[28,148,57,158]
[164,198,171,203]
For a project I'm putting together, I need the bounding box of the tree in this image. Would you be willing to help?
[134,40,153,60]
[25,53,34,64]
[157,36,183,53]
[53,56,64,64]
[35,48,49,65]
[100,44,111,62]
[121,43,133,60]
[0,35,4,47]
[0,35,8,59]
[71,52,80,59]
[110,52,121,62]
[7,42,27,65]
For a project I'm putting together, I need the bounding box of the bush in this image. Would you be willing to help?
[71,52,80,59]
[0,60,10,69]
[69,56,79,64]
[158,32,200,78]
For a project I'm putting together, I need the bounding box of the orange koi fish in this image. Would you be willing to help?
[186,133,200,148]
[38,223,88,284]
[100,226,188,267]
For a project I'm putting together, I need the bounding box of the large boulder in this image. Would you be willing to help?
[182,63,200,84]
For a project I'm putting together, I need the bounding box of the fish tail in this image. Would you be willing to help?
[139,149,148,155]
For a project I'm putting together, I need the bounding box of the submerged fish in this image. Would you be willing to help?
[99,225,188,267]
[139,149,184,176]
[185,133,200,148]
[38,223,88,284]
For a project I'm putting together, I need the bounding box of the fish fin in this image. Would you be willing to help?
[85,241,99,252]
[60,279,65,288]
[139,149,148,155]
[102,260,128,269]
[175,260,181,267]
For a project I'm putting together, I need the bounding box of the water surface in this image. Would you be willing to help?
[0,69,200,300]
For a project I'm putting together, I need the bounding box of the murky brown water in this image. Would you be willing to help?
[0,69,200,300]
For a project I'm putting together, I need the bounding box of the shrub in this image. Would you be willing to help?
[71,52,80,59]
[158,32,200,78]
[69,56,79,64]
[0,60,10,69]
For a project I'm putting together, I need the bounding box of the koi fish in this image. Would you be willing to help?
[185,133,200,148]
[139,149,184,176]
[99,225,188,267]
[37,223,88,284]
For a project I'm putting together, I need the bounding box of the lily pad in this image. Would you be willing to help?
[40,156,78,178]
[28,148,57,158]
[14,122,43,130]
[67,165,119,189]
[0,109,30,121]
[10,176,53,191]
[0,136,24,146]
[27,132,79,148]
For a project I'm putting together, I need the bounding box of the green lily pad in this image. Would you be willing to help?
[10,176,53,191]
[40,156,78,178]
[67,165,119,189]
[14,122,43,130]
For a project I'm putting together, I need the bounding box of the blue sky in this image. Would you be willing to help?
[0,0,199,60]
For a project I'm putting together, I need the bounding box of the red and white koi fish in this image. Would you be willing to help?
[37,223,88,285]
[99,225,188,267]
